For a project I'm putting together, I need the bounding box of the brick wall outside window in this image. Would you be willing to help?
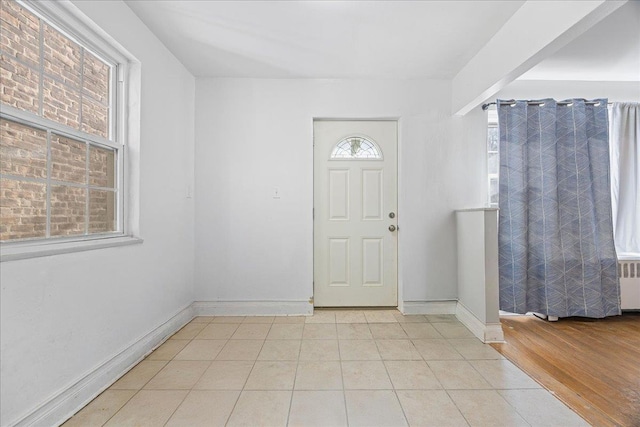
[0,0,117,241]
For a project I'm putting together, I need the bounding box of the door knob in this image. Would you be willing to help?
[388,225,396,232]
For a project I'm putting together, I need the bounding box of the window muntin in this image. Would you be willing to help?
[0,0,120,243]
[330,136,382,159]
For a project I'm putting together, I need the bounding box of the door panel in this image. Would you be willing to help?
[329,238,350,286]
[314,120,397,307]
[362,169,383,220]
[329,169,349,220]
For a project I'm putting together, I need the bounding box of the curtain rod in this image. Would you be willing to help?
[481,100,612,111]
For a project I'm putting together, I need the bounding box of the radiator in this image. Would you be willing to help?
[619,259,640,310]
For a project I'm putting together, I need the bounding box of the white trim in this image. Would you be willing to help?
[0,235,143,262]
[193,300,313,316]
[455,302,505,343]
[11,303,194,427]
[401,300,457,315]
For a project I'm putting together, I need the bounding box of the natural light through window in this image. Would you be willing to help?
[0,0,121,242]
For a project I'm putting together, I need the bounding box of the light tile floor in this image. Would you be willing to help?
[63,310,588,427]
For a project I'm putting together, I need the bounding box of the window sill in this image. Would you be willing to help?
[0,235,143,262]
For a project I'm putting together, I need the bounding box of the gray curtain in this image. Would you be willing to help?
[498,99,620,318]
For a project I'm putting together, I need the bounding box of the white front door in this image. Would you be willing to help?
[313,120,398,307]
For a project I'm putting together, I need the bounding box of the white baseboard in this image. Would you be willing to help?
[401,300,457,315]
[455,302,504,343]
[193,300,313,316]
[13,304,194,427]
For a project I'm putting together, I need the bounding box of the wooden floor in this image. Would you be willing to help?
[491,312,640,427]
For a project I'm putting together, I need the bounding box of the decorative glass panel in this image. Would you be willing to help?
[331,136,381,159]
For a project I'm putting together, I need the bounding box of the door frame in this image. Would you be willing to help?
[312,117,402,309]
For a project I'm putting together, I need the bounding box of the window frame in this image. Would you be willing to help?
[486,109,499,207]
[0,0,141,260]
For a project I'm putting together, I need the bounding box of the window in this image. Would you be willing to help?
[0,0,123,243]
[330,136,382,159]
[487,109,499,206]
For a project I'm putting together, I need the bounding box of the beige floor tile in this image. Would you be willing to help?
[231,323,271,340]
[195,323,240,340]
[345,390,408,427]
[498,389,589,427]
[244,361,297,390]
[303,323,337,339]
[194,361,254,390]
[191,316,215,323]
[110,360,167,390]
[267,323,304,340]
[393,313,428,323]
[337,323,373,340]
[432,322,475,338]
[273,316,306,324]
[295,361,343,390]
[376,339,422,360]
[364,310,398,323]
[305,311,336,323]
[258,340,301,361]
[412,339,463,360]
[425,314,459,323]
[226,390,291,427]
[171,322,207,340]
[335,311,367,323]
[369,323,408,339]
[385,361,442,389]
[299,339,340,361]
[397,390,469,426]
[427,360,492,389]
[448,390,529,426]
[62,390,135,427]
[144,360,210,389]
[400,322,443,339]
[448,338,505,360]
[288,390,348,427]
[146,339,189,361]
[342,361,392,389]
[471,359,542,389]
[339,340,380,360]
[216,339,264,360]
[104,390,188,427]
[242,316,275,323]
[165,390,240,427]
[212,316,246,323]
[174,340,226,360]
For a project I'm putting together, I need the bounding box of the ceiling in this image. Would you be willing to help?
[520,0,640,81]
[125,0,639,82]
[125,0,524,79]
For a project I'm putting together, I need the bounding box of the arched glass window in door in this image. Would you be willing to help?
[330,136,382,159]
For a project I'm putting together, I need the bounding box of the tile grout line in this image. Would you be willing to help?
[336,320,351,427]
[283,320,301,427]
[224,320,272,427]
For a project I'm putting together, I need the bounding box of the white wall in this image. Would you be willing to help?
[494,79,640,103]
[194,78,485,309]
[0,1,195,425]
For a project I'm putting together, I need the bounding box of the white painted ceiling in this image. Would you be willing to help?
[125,0,639,82]
[520,0,640,82]
[125,0,524,79]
